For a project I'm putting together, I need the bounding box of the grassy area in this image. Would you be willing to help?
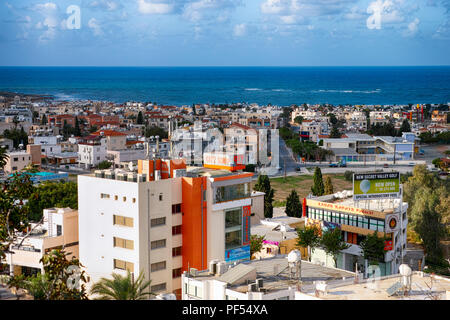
[255,174,353,204]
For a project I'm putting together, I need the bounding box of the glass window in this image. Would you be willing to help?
[172,246,182,257]
[172,225,182,235]
[113,215,134,227]
[114,259,134,272]
[225,208,242,229]
[360,217,369,229]
[114,237,134,250]
[151,217,166,227]
[349,215,357,227]
[377,220,385,232]
[225,230,242,249]
[151,261,166,272]
[369,219,378,231]
[151,239,166,250]
[214,183,250,203]
[151,283,166,292]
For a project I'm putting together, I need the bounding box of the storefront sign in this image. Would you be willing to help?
[242,205,251,246]
[306,199,385,219]
[385,214,399,233]
[225,245,250,262]
[384,240,393,251]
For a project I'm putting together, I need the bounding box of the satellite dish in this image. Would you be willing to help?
[128,162,134,171]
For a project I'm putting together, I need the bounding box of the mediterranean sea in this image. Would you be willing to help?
[0,66,449,106]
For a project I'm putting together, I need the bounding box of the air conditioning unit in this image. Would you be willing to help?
[247,283,257,292]
[216,262,227,276]
[189,268,198,277]
[256,278,263,289]
[209,260,219,275]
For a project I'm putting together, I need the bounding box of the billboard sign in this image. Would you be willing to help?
[384,240,393,251]
[353,172,400,200]
[225,245,250,262]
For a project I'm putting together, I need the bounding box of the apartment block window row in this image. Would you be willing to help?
[172,246,182,257]
[113,259,134,272]
[308,207,385,232]
[113,237,134,250]
[151,283,167,293]
[100,193,110,199]
[172,203,182,214]
[151,261,166,272]
[151,217,166,227]
[151,239,166,250]
[172,225,182,235]
[113,215,134,227]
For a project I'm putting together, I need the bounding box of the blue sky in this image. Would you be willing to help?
[0,0,450,66]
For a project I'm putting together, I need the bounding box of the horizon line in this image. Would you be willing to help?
[1,65,450,68]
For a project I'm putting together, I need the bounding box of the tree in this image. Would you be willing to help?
[98,160,112,170]
[250,235,265,256]
[144,126,168,139]
[324,176,334,195]
[296,226,320,261]
[0,173,35,259]
[359,231,387,265]
[136,111,144,125]
[41,114,47,125]
[294,116,304,125]
[74,117,81,136]
[253,175,274,219]
[3,128,28,149]
[410,187,447,265]
[398,119,411,135]
[0,146,9,171]
[26,181,78,222]
[320,228,349,267]
[311,167,324,196]
[11,249,89,300]
[432,158,442,169]
[90,271,152,300]
[329,125,341,138]
[285,190,301,218]
[328,113,338,125]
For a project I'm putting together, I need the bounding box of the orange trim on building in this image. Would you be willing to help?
[181,176,208,272]
[203,164,246,172]
[211,172,253,181]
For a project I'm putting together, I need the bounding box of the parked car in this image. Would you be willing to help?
[329,162,338,167]
[438,171,448,176]
[295,167,301,172]
[339,163,347,167]
[408,162,415,166]
[383,163,389,168]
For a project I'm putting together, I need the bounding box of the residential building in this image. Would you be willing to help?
[77,160,254,298]
[2,208,79,277]
[77,135,107,168]
[4,150,32,173]
[92,130,127,151]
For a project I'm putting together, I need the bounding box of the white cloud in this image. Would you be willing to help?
[233,23,246,36]
[88,18,104,36]
[89,1,122,11]
[404,17,420,37]
[137,0,175,14]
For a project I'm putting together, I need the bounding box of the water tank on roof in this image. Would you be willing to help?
[287,250,302,263]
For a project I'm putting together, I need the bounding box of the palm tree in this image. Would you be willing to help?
[0,146,9,171]
[90,271,153,300]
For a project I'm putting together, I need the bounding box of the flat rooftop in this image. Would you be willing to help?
[188,255,355,294]
[311,190,406,213]
[312,273,450,300]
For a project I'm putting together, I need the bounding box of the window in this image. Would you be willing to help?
[172,246,182,257]
[56,225,62,236]
[225,209,242,229]
[100,193,110,199]
[360,217,369,229]
[151,217,166,227]
[132,198,136,203]
[123,196,126,202]
[214,183,250,203]
[369,218,378,231]
[159,194,163,201]
[113,237,134,250]
[114,195,118,200]
[13,157,18,161]
[172,204,182,214]
[377,220,385,232]
[172,268,182,278]
[151,239,166,250]
[172,225,182,235]
[151,283,166,292]
[349,214,357,227]
[113,215,134,227]
[151,261,166,272]
[114,259,134,272]
[225,230,242,250]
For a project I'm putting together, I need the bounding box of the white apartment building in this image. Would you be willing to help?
[77,135,107,168]
[78,162,255,298]
[4,150,32,173]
